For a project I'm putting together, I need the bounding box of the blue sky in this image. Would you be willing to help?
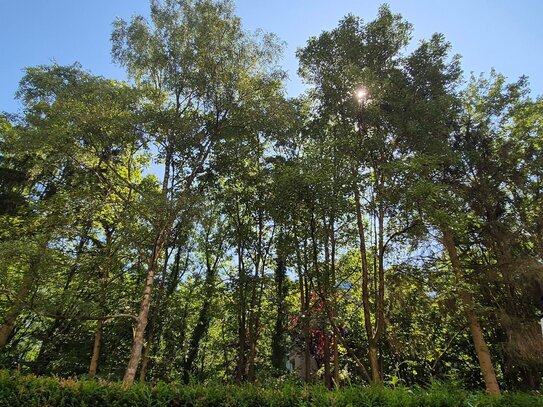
[1,0,542,113]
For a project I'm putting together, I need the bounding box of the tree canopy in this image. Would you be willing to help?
[1,0,542,394]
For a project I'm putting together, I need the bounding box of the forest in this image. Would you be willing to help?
[1,0,542,402]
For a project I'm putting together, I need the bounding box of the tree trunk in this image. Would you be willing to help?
[323,328,332,388]
[123,134,175,385]
[368,341,381,384]
[271,237,287,373]
[89,319,103,378]
[122,114,210,385]
[139,336,152,382]
[442,229,501,395]
[246,274,259,382]
[329,215,340,387]
[246,209,265,383]
[122,233,165,385]
[332,333,340,386]
[303,274,312,383]
[247,267,266,383]
[235,237,247,383]
[354,183,381,383]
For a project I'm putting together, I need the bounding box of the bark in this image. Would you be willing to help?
[88,319,103,378]
[322,216,332,389]
[246,268,259,382]
[122,112,212,385]
[311,210,334,387]
[271,238,287,373]
[247,212,273,382]
[374,200,385,342]
[330,216,340,387]
[442,229,501,395]
[323,328,332,389]
[354,183,382,384]
[246,210,264,382]
[332,334,339,386]
[139,335,152,382]
[368,342,380,384]
[303,274,312,383]
[246,331,257,382]
[122,225,169,385]
[235,230,247,383]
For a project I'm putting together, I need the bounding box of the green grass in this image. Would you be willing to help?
[0,370,541,407]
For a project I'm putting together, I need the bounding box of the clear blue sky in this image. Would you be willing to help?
[1,0,542,113]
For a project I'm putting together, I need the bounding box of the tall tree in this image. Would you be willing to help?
[111,0,286,384]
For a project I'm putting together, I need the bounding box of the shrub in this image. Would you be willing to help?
[0,371,541,407]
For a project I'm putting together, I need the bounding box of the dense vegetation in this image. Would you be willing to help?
[2,371,543,407]
[1,0,542,399]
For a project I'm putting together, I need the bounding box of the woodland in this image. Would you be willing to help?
[0,0,542,400]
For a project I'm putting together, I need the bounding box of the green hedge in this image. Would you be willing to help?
[0,371,541,407]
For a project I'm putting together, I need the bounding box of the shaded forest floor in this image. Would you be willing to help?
[0,370,541,407]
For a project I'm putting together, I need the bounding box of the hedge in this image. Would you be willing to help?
[0,370,541,407]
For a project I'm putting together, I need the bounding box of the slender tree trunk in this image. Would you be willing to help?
[246,273,259,382]
[323,213,341,386]
[442,229,501,395]
[271,234,287,373]
[374,200,385,342]
[368,342,380,383]
[247,268,267,382]
[89,319,103,378]
[246,335,256,382]
[123,135,175,385]
[303,275,312,383]
[323,328,332,388]
[332,333,340,386]
[123,264,156,384]
[330,217,340,387]
[354,183,381,383]
[89,227,112,378]
[139,335,152,382]
[123,229,167,385]
[235,232,247,383]
[246,209,265,383]
[322,215,332,389]
[297,240,313,383]
[236,314,247,382]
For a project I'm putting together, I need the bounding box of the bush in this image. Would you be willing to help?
[0,371,541,407]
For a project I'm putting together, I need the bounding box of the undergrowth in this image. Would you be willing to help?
[0,370,540,407]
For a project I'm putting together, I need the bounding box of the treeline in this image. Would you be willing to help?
[0,0,542,395]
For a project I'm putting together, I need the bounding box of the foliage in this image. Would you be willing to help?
[0,371,541,407]
[0,0,542,397]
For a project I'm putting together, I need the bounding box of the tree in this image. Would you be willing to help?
[0,65,146,354]
[111,0,286,384]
